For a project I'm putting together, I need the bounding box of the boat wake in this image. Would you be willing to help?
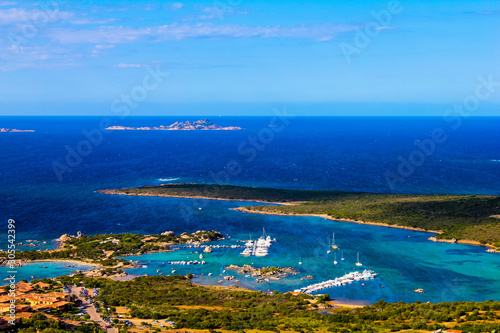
[158,177,180,182]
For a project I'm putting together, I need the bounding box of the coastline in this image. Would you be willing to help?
[233,206,442,234]
[428,237,499,251]
[235,207,499,252]
[98,190,499,252]
[24,259,102,267]
[97,189,299,205]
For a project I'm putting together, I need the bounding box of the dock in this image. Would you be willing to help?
[294,270,378,294]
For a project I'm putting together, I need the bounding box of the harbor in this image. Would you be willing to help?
[240,229,276,257]
[295,270,378,294]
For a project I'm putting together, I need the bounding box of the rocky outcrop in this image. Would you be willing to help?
[0,259,23,267]
[226,264,298,278]
[0,128,34,132]
[56,231,85,243]
[203,246,213,253]
[106,119,243,131]
[161,231,175,236]
[428,236,457,243]
[57,234,72,242]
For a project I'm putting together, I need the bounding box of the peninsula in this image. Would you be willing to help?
[0,128,34,132]
[106,118,242,131]
[98,183,500,249]
[0,230,223,268]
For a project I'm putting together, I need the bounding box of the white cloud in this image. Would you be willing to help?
[0,8,73,25]
[95,44,115,49]
[171,3,183,10]
[0,1,16,6]
[47,23,358,44]
[114,63,142,68]
[0,44,81,71]
[70,18,117,25]
[199,6,225,19]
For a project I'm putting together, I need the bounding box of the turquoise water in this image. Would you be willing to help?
[2,117,500,303]
[118,199,500,304]
[5,261,96,282]
[3,195,500,304]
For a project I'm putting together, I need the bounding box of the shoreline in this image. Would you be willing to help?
[234,207,499,251]
[98,190,499,252]
[24,259,102,267]
[233,206,442,234]
[97,189,299,205]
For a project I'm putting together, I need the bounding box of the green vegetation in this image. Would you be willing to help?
[102,184,500,246]
[16,313,104,333]
[0,230,223,266]
[57,275,500,333]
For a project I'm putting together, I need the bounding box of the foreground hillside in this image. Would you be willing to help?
[99,184,500,247]
[65,274,500,333]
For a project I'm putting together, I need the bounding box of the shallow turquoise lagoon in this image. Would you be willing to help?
[1,261,96,283]
[122,203,500,304]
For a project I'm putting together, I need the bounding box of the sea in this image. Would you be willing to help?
[1,116,500,304]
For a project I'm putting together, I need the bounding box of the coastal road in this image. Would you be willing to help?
[69,286,117,333]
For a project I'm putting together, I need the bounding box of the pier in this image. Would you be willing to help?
[295,270,378,294]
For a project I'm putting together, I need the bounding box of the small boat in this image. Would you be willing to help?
[240,248,252,256]
[171,270,175,273]
[331,232,338,250]
[299,261,302,265]
[355,253,362,267]
[199,254,203,259]
[340,251,345,261]
[334,253,338,265]
[244,234,253,247]
[208,273,212,276]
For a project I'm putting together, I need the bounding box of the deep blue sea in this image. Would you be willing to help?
[1,116,500,303]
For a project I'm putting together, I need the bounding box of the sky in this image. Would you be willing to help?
[0,0,499,116]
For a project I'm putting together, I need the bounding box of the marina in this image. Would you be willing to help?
[295,270,378,294]
[240,229,276,257]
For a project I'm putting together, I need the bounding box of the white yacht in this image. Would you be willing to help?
[254,247,268,257]
[355,252,362,267]
[244,233,253,247]
[240,248,252,256]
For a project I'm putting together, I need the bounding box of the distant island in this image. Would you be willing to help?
[106,118,243,131]
[0,128,34,132]
[98,183,500,250]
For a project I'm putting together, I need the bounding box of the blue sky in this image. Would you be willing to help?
[0,0,499,115]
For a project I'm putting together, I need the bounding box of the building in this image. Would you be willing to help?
[22,292,71,306]
[34,282,52,290]
[15,283,35,294]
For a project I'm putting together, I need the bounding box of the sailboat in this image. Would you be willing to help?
[341,251,345,261]
[334,253,338,265]
[331,232,338,250]
[355,252,362,267]
[327,238,331,254]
